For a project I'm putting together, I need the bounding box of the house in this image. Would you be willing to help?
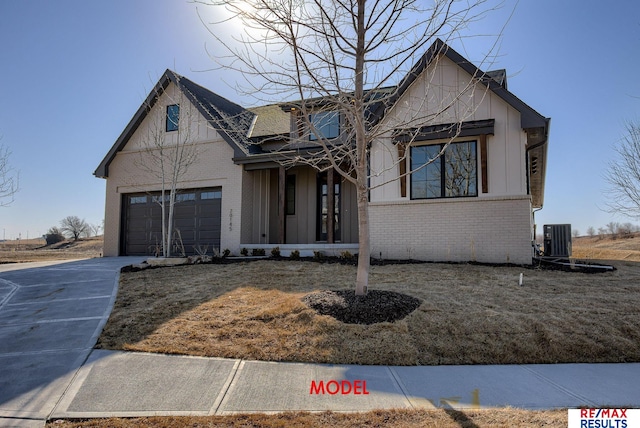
[95,39,549,264]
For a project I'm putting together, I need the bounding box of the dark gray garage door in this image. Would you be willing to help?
[122,188,222,256]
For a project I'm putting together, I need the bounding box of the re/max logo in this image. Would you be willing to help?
[568,409,638,428]
[581,409,627,419]
[309,380,370,395]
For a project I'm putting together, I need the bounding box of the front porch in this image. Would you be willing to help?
[243,165,359,246]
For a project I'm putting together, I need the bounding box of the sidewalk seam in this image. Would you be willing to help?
[387,366,417,409]
[519,365,596,407]
[46,347,96,421]
[210,359,243,415]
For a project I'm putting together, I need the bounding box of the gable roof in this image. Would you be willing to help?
[94,70,255,178]
[372,38,548,132]
[373,38,549,208]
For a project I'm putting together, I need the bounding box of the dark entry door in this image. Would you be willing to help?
[316,172,340,241]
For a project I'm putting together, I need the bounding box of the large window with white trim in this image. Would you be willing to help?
[410,141,478,199]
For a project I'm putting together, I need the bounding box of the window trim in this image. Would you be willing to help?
[409,140,479,200]
[166,104,180,132]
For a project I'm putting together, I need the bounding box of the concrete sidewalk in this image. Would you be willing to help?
[51,350,640,420]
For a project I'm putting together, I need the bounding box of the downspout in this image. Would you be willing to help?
[532,206,543,257]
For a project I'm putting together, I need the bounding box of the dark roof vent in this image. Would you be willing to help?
[485,69,507,89]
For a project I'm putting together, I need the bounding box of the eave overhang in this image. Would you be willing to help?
[233,147,330,171]
[526,119,550,209]
[393,119,495,144]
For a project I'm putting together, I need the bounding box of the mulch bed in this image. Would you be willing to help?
[301,289,422,325]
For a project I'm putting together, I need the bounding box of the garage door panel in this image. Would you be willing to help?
[198,217,220,228]
[176,230,196,241]
[128,220,147,231]
[174,218,196,228]
[198,231,220,240]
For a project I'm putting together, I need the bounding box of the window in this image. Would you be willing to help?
[166,104,180,132]
[152,194,170,203]
[175,193,196,202]
[201,190,222,200]
[410,141,477,199]
[309,111,339,140]
[129,196,147,204]
[286,175,296,215]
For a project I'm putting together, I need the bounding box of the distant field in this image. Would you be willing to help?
[0,236,103,263]
[572,233,640,262]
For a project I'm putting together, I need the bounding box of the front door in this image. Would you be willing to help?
[317,172,341,241]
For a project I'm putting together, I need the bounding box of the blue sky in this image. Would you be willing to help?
[0,0,638,240]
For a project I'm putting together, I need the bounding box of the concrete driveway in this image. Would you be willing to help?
[0,257,142,427]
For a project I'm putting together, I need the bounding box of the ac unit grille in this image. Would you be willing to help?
[543,224,572,258]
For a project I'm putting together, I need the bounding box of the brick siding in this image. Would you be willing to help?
[369,196,533,264]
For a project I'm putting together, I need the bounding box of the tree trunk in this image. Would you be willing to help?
[167,186,177,258]
[354,0,368,297]
[161,190,168,258]
[355,176,370,296]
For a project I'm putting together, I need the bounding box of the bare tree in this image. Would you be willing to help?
[60,216,89,241]
[618,222,634,238]
[133,76,199,258]
[586,226,595,237]
[88,222,103,237]
[0,140,19,207]
[606,221,620,239]
[605,122,640,219]
[201,0,502,295]
[572,229,579,238]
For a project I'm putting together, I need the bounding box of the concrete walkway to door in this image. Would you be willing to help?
[0,257,143,427]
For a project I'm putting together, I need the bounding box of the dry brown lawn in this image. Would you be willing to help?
[0,236,103,263]
[573,234,640,261]
[48,408,567,428]
[98,257,640,366]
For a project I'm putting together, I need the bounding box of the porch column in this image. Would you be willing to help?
[278,166,285,244]
[327,168,335,243]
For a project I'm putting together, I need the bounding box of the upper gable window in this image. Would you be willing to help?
[166,104,180,132]
[309,111,339,141]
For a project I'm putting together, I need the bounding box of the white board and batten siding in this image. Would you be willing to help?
[368,55,534,264]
